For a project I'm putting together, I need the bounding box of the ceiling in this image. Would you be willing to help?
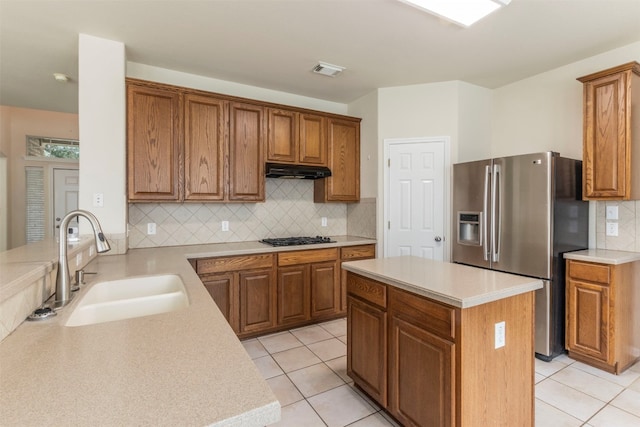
[1,0,639,114]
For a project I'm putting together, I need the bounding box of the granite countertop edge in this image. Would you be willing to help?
[564,249,640,265]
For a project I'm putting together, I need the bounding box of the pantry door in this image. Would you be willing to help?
[384,138,448,260]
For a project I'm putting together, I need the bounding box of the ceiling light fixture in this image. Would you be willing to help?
[312,62,345,77]
[53,73,69,83]
[398,0,512,27]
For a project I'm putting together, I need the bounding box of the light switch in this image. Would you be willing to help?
[321,217,328,227]
[606,206,619,220]
[147,223,156,235]
[606,222,618,236]
[221,221,229,232]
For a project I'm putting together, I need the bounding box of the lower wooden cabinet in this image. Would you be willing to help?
[193,245,369,339]
[566,259,640,374]
[239,268,277,334]
[347,295,387,406]
[347,271,535,427]
[340,245,376,312]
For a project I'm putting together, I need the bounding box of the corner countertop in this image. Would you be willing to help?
[342,256,543,308]
[0,235,375,426]
[563,249,640,265]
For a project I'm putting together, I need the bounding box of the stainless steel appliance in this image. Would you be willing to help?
[452,152,588,360]
[260,236,335,246]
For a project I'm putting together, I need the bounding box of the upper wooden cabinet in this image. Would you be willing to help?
[266,108,327,166]
[578,61,640,200]
[127,79,265,202]
[228,102,265,202]
[127,83,183,201]
[315,117,361,202]
[184,93,226,201]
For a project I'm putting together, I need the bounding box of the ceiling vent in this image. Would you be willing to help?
[312,62,345,77]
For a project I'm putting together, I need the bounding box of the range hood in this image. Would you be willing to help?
[265,162,331,179]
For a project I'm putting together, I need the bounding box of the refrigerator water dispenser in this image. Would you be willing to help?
[457,212,481,245]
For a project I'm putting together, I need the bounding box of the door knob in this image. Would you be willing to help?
[56,217,61,221]
[434,236,442,242]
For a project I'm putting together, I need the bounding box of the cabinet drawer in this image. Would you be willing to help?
[341,245,375,260]
[568,260,610,284]
[196,254,273,274]
[389,287,456,341]
[347,273,387,308]
[278,248,339,266]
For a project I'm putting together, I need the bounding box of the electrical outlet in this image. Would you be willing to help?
[495,321,506,349]
[147,223,156,235]
[93,193,104,207]
[321,217,328,227]
[606,206,619,220]
[221,221,229,232]
[606,222,618,236]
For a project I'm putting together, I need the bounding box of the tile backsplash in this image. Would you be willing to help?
[595,201,640,252]
[347,198,376,239]
[129,179,350,248]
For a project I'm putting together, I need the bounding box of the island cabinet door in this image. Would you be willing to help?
[347,296,387,407]
[388,315,455,427]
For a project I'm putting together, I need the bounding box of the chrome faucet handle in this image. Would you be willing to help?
[74,269,98,288]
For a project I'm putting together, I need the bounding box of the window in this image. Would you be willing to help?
[26,135,79,159]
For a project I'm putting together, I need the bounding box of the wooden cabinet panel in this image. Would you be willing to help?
[310,261,339,318]
[201,273,239,333]
[340,245,376,312]
[278,248,338,266]
[347,296,387,407]
[239,268,276,333]
[127,83,182,201]
[568,260,610,284]
[277,265,310,325]
[299,113,326,165]
[267,108,297,163]
[578,62,640,200]
[196,254,273,275]
[184,93,226,201]
[389,286,456,341]
[315,117,360,202]
[388,315,454,427]
[229,102,265,201]
[567,278,610,362]
[346,272,386,308]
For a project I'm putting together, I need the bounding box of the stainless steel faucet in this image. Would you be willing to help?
[54,210,111,309]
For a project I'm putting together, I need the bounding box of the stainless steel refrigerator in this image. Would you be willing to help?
[452,152,588,360]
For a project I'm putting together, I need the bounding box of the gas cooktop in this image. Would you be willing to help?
[260,236,335,247]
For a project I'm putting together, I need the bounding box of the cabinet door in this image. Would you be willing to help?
[201,273,239,333]
[582,71,629,199]
[277,265,310,325]
[566,278,610,362]
[184,93,226,201]
[339,245,376,313]
[314,117,360,202]
[299,113,327,165]
[388,315,454,427]
[310,261,339,318]
[239,268,276,334]
[127,83,182,201]
[347,296,387,406]
[267,108,297,163]
[229,102,265,201]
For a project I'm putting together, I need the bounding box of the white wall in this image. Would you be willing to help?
[78,34,127,253]
[348,90,378,198]
[127,62,348,115]
[492,41,640,160]
[457,82,493,162]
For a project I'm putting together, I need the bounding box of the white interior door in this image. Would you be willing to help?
[385,139,446,259]
[53,168,79,235]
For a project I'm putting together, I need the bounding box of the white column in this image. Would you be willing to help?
[78,34,127,253]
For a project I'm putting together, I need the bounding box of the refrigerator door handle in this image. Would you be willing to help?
[492,163,502,262]
[483,165,490,261]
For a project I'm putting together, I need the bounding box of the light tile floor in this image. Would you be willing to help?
[242,318,640,427]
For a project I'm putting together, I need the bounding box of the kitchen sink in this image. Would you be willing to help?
[65,274,189,327]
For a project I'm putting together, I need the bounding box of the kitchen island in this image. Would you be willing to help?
[0,236,374,426]
[342,256,543,427]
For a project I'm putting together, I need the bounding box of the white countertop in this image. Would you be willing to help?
[0,236,375,426]
[564,249,640,265]
[342,257,543,308]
